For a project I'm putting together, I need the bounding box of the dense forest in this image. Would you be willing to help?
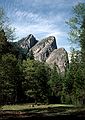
[0,3,85,105]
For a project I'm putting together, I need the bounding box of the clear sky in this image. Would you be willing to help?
[0,0,85,52]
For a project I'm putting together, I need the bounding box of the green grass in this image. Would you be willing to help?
[1,104,74,111]
[0,104,85,119]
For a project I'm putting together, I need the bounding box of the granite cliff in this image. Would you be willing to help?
[17,34,38,53]
[18,34,69,73]
[46,48,69,74]
[30,36,57,62]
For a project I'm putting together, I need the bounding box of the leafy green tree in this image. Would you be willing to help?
[0,54,23,104]
[0,54,17,104]
[48,65,62,97]
[66,2,85,105]
[67,3,85,44]
[0,29,19,58]
[23,59,50,103]
[0,29,7,54]
[0,8,16,41]
[79,18,85,63]
[63,49,85,104]
[27,49,34,60]
[0,8,18,57]
[0,8,25,104]
[67,3,85,62]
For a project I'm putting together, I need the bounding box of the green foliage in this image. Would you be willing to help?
[27,50,34,60]
[63,49,85,105]
[66,3,85,105]
[0,29,19,57]
[0,8,16,41]
[0,8,5,29]
[0,54,17,104]
[48,65,62,97]
[23,59,51,103]
[0,29,7,54]
[0,53,24,104]
[0,8,22,104]
[67,3,85,64]
[80,18,85,63]
[67,3,85,46]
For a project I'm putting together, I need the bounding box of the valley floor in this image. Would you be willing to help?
[0,104,85,120]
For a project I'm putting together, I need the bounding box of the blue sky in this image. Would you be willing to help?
[0,0,85,52]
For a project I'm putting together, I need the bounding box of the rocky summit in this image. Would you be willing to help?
[18,34,38,51]
[18,34,69,74]
[30,36,57,62]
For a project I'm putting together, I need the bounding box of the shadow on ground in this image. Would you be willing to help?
[0,105,85,120]
[0,110,85,120]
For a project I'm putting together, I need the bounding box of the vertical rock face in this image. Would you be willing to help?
[15,34,69,74]
[46,48,69,74]
[30,36,57,62]
[18,34,38,50]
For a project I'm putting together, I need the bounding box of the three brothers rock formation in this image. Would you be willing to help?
[17,34,69,74]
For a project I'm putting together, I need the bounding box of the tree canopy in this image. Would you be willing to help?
[67,3,85,45]
[0,8,16,41]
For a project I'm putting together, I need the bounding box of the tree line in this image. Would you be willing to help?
[0,3,85,105]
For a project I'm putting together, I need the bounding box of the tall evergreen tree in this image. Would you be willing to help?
[66,3,85,104]
[0,8,16,41]
[63,49,85,104]
[48,65,62,97]
[23,59,50,103]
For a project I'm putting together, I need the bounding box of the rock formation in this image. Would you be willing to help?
[18,34,38,51]
[46,48,69,74]
[30,36,57,62]
[17,34,69,74]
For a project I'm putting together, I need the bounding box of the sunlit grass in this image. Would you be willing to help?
[1,104,74,111]
[0,103,85,118]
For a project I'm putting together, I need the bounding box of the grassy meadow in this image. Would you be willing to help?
[0,104,85,120]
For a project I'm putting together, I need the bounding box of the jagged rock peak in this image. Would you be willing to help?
[38,36,57,45]
[31,36,57,49]
[18,34,38,49]
[30,36,57,62]
[46,48,69,74]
